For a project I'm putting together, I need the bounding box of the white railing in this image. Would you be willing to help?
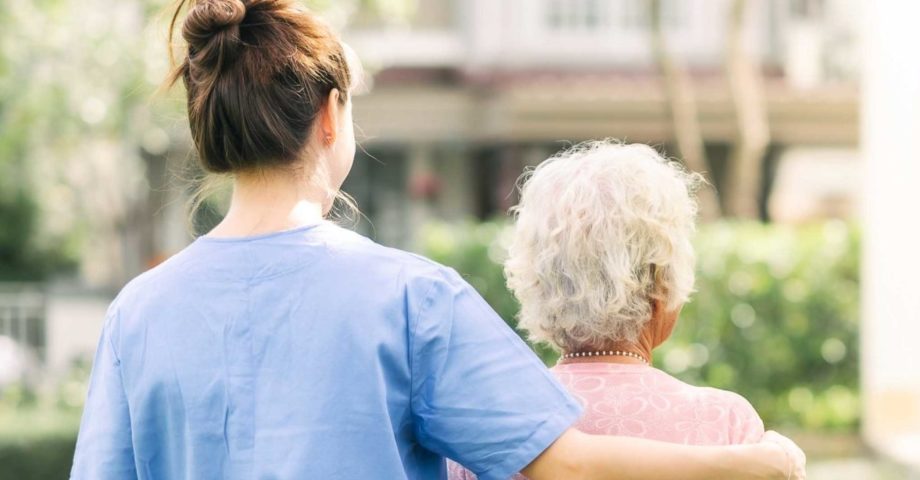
[0,283,46,363]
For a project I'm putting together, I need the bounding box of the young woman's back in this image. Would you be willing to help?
[72,222,579,478]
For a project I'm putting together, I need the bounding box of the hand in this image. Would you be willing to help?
[761,430,807,479]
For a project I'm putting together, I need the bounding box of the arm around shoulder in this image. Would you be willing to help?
[521,428,805,480]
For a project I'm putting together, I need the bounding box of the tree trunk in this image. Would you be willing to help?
[723,0,771,219]
[648,0,721,220]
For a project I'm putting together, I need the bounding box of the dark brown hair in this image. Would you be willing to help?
[167,0,351,173]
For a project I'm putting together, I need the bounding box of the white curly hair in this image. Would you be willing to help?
[505,140,703,352]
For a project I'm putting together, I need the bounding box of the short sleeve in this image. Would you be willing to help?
[70,309,138,479]
[408,270,582,480]
[726,393,766,445]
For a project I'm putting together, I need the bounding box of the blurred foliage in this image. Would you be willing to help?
[0,357,87,480]
[0,191,77,280]
[0,0,416,281]
[0,407,80,480]
[421,220,860,431]
[0,436,76,480]
[0,359,88,479]
[0,0,174,280]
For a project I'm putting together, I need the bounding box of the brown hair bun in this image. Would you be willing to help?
[167,0,352,173]
[182,0,247,68]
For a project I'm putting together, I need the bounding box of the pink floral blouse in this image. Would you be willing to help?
[447,362,765,480]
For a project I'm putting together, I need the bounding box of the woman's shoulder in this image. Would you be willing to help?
[657,371,766,444]
[645,368,761,417]
[320,224,464,285]
[694,385,760,415]
[687,383,766,443]
[109,223,463,314]
[549,365,765,444]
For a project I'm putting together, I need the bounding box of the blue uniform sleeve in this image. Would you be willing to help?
[408,269,583,480]
[70,309,138,479]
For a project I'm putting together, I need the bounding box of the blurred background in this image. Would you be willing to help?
[0,0,917,478]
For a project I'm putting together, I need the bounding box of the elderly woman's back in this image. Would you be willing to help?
[552,363,762,444]
[449,141,767,479]
[449,363,763,479]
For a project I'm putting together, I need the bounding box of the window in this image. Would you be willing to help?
[791,0,824,20]
[620,0,648,30]
[546,0,611,32]
[547,0,684,33]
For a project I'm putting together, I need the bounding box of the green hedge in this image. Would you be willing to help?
[0,435,76,480]
[421,220,860,431]
[0,408,80,480]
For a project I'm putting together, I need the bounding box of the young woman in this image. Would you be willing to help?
[70,1,805,478]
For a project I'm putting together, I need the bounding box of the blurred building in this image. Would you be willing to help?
[9,0,862,379]
[35,0,863,288]
[4,0,866,408]
[862,0,920,468]
[342,0,860,246]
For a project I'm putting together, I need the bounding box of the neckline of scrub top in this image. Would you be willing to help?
[195,221,328,243]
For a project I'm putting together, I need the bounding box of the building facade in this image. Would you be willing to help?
[341,0,859,245]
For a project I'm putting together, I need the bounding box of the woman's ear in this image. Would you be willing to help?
[320,88,341,146]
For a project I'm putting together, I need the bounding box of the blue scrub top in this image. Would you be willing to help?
[71,222,582,480]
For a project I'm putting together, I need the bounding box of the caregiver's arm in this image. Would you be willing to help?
[522,429,804,480]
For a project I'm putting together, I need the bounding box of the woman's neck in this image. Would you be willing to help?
[558,350,649,366]
[206,169,328,238]
[559,337,655,366]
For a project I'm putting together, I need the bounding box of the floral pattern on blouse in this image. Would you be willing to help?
[448,362,765,480]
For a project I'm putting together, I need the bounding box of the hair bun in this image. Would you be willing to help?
[182,0,246,56]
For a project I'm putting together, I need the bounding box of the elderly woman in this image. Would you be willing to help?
[450,141,765,479]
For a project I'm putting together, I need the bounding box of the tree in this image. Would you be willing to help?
[0,0,182,285]
[647,0,721,220]
[723,0,771,219]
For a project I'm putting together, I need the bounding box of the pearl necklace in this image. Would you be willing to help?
[561,350,649,365]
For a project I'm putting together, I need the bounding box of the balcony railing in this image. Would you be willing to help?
[347,0,776,71]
